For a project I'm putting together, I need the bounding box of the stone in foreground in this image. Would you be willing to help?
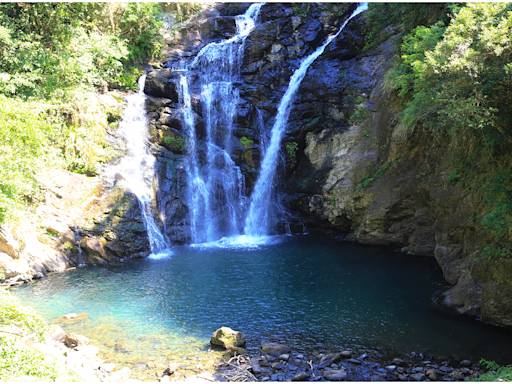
[324,369,348,381]
[261,342,292,357]
[210,327,246,348]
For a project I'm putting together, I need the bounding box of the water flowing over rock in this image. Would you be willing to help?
[175,3,264,243]
[113,2,512,326]
[244,3,368,237]
[104,76,170,255]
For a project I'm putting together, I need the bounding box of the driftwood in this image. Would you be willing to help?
[216,354,256,382]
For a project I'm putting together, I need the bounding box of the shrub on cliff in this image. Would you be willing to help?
[0,3,165,224]
[372,3,512,258]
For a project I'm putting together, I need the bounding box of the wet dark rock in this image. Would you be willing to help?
[261,343,292,357]
[410,372,427,381]
[266,355,277,362]
[144,68,179,101]
[64,333,90,348]
[318,353,341,369]
[340,351,352,358]
[449,371,466,380]
[347,358,362,365]
[251,357,263,374]
[460,360,471,367]
[439,366,455,374]
[426,368,438,381]
[271,362,284,370]
[292,371,310,381]
[392,358,406,366]
[199,16,237,42]
[324,369,348,381]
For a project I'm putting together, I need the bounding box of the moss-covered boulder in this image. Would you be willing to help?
[210,327,246,348]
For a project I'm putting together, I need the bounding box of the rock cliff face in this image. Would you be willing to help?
[141,3,512,327]
[0,93,151,285]
[2,3,510,328]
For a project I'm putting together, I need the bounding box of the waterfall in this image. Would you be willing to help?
[243,2,369,238]
[106,75,171,256]
[178,3,264,243]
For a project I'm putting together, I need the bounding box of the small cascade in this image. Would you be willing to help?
[243,2,369,237]
[106,75,170,255]
[177,3,264,243]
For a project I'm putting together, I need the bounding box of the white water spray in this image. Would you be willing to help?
[244,3,368,237]
[106,75,171,256]
[179,3,264,243]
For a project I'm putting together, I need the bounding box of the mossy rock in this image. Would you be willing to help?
[210,327,246,348]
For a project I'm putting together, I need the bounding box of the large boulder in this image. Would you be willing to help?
[210,327,246,348]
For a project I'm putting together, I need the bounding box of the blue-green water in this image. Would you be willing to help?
[13,234,512,374]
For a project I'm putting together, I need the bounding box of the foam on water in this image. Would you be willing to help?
[189,234,284,250]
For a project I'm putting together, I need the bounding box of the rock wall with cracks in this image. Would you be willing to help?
[143,3,512,327]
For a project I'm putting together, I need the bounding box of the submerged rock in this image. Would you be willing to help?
[261,342,292,357]
[54,312,89,325]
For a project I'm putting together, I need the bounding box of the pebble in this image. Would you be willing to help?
[386,365,397,372]
[279,353,290,361]
[460,360,471,367]
[450,371,465,380]
[347,358,362,365]
[340,351,352,358]
[410,372,427,381]
[440,366,455,373]
[392,358,406,366]
[397,373,408,381]
[292,372,310,381]
[324,370,348,381]
[271,362,284,370]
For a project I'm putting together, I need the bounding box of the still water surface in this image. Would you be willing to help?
[13,234,512,377]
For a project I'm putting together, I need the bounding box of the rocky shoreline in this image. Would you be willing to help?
[155,327,490,382]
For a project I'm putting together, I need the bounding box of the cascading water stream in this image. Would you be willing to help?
[177,3,264,244]
[105,75,170,256]
[243,2,369,238]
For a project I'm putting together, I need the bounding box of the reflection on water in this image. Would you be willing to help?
[13,234,512,380]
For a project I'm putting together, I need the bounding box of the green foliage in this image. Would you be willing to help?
[118,3,164,64]
[240,136,254,148]
[170,2,201,23]
[384,3,512,258]
[0,96,56,222]
[292,3,308,18]
[350,108,371,125]
[0,288,76,381]
[0,289,47,342]
[285,142,299,167]
[354,154,406,191]
[364,3,453,52]
[163,135,185,152]
[0,3,162,223]
[472,359,512,381]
